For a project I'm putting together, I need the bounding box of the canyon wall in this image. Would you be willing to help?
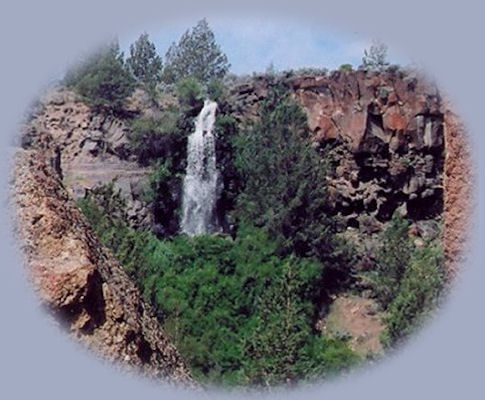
[12,144,196,387]
[229,69,472,280]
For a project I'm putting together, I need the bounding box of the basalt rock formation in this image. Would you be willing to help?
[229,69,472,280]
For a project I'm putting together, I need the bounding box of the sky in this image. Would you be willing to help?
[120,16,411,75]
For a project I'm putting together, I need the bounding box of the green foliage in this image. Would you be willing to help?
[207,78,226,102]
[213,113,241,228]
[76,183,150,277]
[241,258,358,386]
[339,64,353,72]
[175,76,204,108]
[78,190,358,386]
[383,243,444,345]
[143,160,182,237]
[361,212,444,345]
[128,108,184,165]
[162,19,230,84]
[126,32,163,90]
[233,85,354,284]
[64,41,135,114]
[369,212,414,308]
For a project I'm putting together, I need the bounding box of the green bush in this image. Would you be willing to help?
[128,108,184,165]
[78,190,358,387]
[207,78,226,102]
[64,41,135,114]
[339,64,353,72]
[368,212,414,308]
[175,76,204,108]
[383,243,444,345]
[76,183,151,278]
[142,160,182,237]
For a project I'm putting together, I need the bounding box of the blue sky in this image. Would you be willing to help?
[120,17,409,75]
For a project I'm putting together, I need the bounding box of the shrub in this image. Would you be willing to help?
[207,78,226,102]
[128,108,184,165]
[78,190,358,386]
[383,243,444,345]
[143,160,182,237]
[175,76,204,108]
[339,64,353,72]
[368,212,414,308]
[64,41,135,114]
[361,39,390,71]
[283,67,329,77]
[76,183,150,278]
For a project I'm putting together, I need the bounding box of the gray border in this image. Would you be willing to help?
[1,1,483,399]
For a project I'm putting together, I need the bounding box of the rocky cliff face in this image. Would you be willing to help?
[22,89,153,228]
[12,147,196,387]
[228,69,471,280]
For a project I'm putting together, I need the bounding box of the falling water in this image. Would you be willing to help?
[180,100,220,236]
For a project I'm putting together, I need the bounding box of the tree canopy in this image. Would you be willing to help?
[162,19,230,84]
[126,32,163,88]
[63,40,135,113]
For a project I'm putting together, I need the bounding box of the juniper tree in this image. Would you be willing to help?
[362,39,389,71]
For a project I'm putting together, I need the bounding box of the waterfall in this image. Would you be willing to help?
[180,100,220,236]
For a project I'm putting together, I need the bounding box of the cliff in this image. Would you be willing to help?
[229,69,472,280]
[12,147,196,387]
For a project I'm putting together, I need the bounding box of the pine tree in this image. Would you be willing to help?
[126,32,163,89]
[63,40,135,114]
[162,18,230,84]
[233,85,352,274]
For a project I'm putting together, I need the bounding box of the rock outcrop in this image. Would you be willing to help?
[229,69,472,280]
[22,89,152,228]
[12,147,196,387]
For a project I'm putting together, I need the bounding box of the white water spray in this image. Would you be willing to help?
[180,100,220,236]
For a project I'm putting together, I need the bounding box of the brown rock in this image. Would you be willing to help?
[383,105,408,132]
[442,102,473,282]
[12,150,197,388]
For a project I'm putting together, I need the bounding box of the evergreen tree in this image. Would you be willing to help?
[384,243,444,345]
[371,212,414,308]
[126,32,163,89]
[162,18,230,84]
[64,40,135,114]
[233,85,353,284]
